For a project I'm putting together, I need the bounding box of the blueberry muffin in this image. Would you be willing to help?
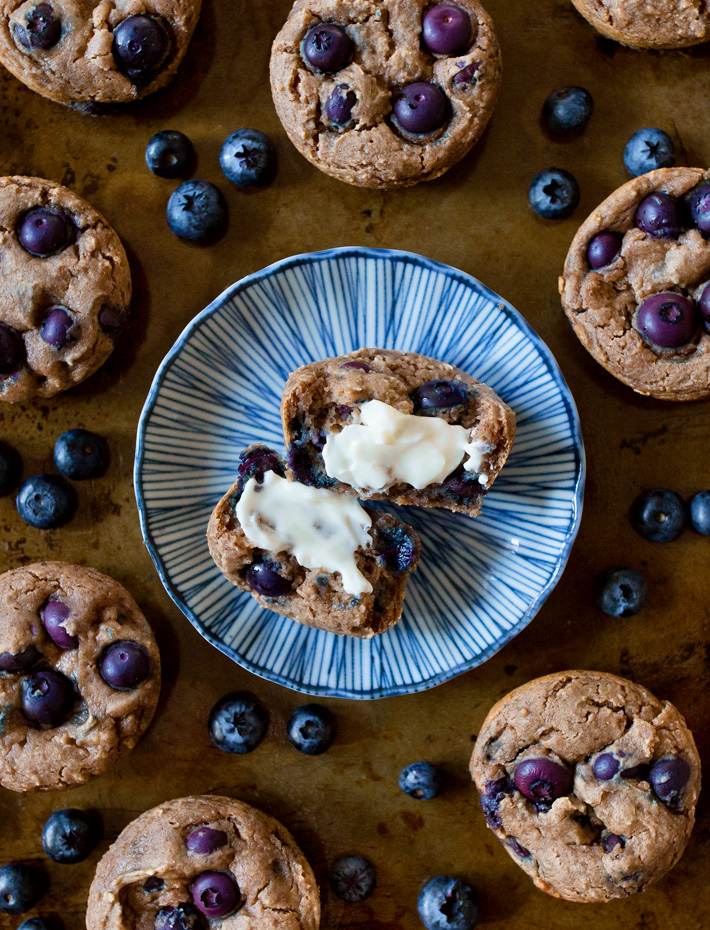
[0,561,160,792]
[207,445,420,639]
[571,0,710,49]
[560,167,710,401]
[86,795,320,930]
[0,175,131,402]
[471,670,701,904]
[281,349,515,515]
[0,0,202,109]
[270,0,501,189]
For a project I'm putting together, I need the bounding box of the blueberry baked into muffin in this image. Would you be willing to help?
[560,167,710,401]
[0,175,131,402]
[0,561,160,792]
[270,0,502,189]
[471,670,701,904]
[207,445,421,639]
[281,349,515,515]
[0,0,202,108]
[86,795,320,930]
[570,0,710,50]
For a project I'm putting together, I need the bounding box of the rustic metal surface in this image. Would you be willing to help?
[0,1,709,928]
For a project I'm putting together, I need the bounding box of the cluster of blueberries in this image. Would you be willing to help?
[207,693,472,927]
[529,84,677,219]
[0,429,109,529]
[596,488,710,618]
[145,128,276,245]
[0,808,101,922]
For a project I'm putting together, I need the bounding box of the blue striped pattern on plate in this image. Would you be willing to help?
[135,248,584,699]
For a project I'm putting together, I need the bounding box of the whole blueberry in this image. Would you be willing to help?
[302,23,352,72]
[21,668,74,727]
[375,524,418,574]
[452,63,479,86]
[16,474,77,529]
[0,863,48,914]
[287,704,335,755]
[53,429,109,480]
[219,129,276,187]
[690,491,710,535]
[42,809,101,864]
[700,281,710,330]
[587,231,623,269]
[18,208,72,256]
[631,489,686,542]
[237,446,283,484]
[40,307,75,350]
[648,757,690,805]
[399,761,443,800]
[191,871,240,918]
[329,855,376,902]
[246,562,292,597]
[0,440,22,496]
[442,468,483,501]
[187,827,228,855]
[340,360,372,372]
[529,168,579,219]
[325,84,357,126]
[542,86,593,134]
[689,183,710,234]
[422,4,472,56]
[208,693,268,754]
[593,753,620,780]
[0,323,24,375]
[145,130,195,179]
[41,598,78,650]
[595,568,647,618]
[14,3,61,49]
[603,833,623,853]
[100,641,150,690]
[513,758,572,808]
[113,15,170,82]
[393,82,450,134]
[624,129,675,177]
[412,379,469,412]
[479,777,512,829]
[167,181,228,244]
[0,645,40,673]
[98,305,125,337]
[637,292,698,349]
[155,904,205,930]
[635,192,683,239]
[418,876,479,930]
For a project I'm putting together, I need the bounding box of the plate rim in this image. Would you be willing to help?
[134,246,586,700]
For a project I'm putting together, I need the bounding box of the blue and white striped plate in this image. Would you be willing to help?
[135,248,584,700]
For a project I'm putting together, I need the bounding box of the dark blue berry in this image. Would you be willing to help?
[587,231,622,269]
[237,446,283,484]
[100,642,150,690]
[648,757,690,806]
[595,568,647,618]
[514,758,572,808]
[40,307,75,350]
[53,429,109,480]
[16,474,77,529]
[145,130,195,179]
[699,283,710,330]
[191,871,240,918]
[637,292,698,348]
[167,181,228,244]
[399,762,442,800]
[187,827,227,855]
[287,704,335,755]
[219,130,276,187]
[688,183,710,234]
[22,668,74,726]
[593,753,620,780]
[630,489,686,542]
[329,855,376,902]
[603,833,623,853]
[422,5,472,56]
[0,863,48,914]
[452,62,479,86]
[144,877,165,893]
[98,305,125,337]
[42,809,101,864]
[0,645,40,673]
[375,524,418,574]
[302,23,352,73]
[208,694,268,754]
[418,876,479,930]
[529,168,579,219]
[542,86,593,134]
[18,209,72,256]
[508,838,531,859]
[14,3,61,49]
[479,777,512,829]
[394,82,449,134]
[635,192,683,239]
[155,904,205,930]
[41,599,78,650]
[0,323,23,375]
[412,379,469,412]
[113,15,170,82]
[340,360,372,372]
[624,129,675,177]
[246,563,291,597]
[325,84,357,126]
[18,920,63,930]
[689,491,710,535]
[0,440,22,496]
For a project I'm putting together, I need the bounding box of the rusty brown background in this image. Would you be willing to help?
[0,0,709,928]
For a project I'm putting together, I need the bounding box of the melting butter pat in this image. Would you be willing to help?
[236,471,373,596]
[322,399,492,492]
